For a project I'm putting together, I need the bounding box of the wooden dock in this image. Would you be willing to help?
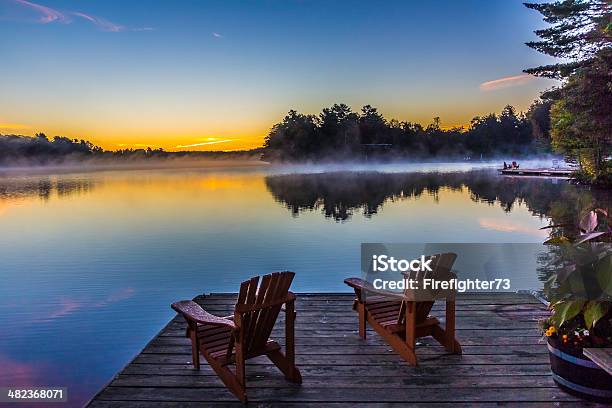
[499,168,573,177]
[88,293,602,407]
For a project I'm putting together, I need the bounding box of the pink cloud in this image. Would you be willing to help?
[10,0,68,23]
[6,0,142,32]
[479,73,535,91]
[72,11,124,32]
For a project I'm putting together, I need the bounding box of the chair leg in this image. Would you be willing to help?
[188,327,200,370]
[403,301,418,366]
[207,357,247,403]
[272,300,302,383]
[445,300,461,354]
[235,341,246,391]
[366,312,417,365]
[357,302,366,339]
[431,324,462,354]
[267,349,302,384]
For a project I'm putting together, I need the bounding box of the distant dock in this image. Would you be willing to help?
[499,168,573,177]
[85,292,594,406]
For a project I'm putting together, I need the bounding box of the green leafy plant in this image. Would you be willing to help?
[542,208,612,347]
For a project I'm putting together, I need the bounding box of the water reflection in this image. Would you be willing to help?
[0,175,97,202]
[265,170,598,222]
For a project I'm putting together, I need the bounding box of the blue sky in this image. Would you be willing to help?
[0,0,558,150]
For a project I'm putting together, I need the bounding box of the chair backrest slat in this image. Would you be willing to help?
[235,271,295,355]
[246,273,273,351]
[398,253,457,325]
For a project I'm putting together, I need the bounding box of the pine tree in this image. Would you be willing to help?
[524,0,611,78]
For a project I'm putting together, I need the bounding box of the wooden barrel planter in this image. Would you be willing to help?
[547,337,612,402]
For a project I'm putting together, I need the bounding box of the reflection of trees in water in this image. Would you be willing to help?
[0,176,97,202]
[266,170,612,286]
[265,171,610,222]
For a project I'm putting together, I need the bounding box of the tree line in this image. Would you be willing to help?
[523,0,611,185]
[0,133,260,166]
[262,103,544,162]
[2,101,547,166]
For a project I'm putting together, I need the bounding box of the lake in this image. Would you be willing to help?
[0,161,606,406]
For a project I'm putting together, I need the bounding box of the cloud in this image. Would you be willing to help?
[176,138,234,148]
[5,0,148,32]
[479,73,535,91]
[212,32,223,38]
[72,11,124,32]
[9,0,67,23]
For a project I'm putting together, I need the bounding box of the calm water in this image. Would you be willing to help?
[0,162,605,406]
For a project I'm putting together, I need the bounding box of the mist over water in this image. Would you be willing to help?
[265,157,567,175]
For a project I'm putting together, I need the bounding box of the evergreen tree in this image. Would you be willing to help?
[524,0,611,78]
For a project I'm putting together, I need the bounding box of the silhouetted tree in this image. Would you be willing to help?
[524,0,611,79]
[263,104,538,161]
[524,0,611,184]
[527,98,553,147]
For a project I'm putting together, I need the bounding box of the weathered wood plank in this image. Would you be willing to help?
[110,373,556,388]
[141,344,548,356]
[95,386,582,403]
[151,334,543,347]
[160,327,546,338]
[132,353,550,366]
[119,363,553,377]
[89,402,604,408]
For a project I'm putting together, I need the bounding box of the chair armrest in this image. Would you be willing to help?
[344,278,409,302]
[171,300,237,329]
[344,277,456,301]
[280,292,297,313]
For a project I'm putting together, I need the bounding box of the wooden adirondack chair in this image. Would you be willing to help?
[171,271,302,403]
[344,253,461,366]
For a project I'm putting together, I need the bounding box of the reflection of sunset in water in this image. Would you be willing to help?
[478,218,548,237]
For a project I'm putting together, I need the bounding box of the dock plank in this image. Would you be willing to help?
[88,293,594,406]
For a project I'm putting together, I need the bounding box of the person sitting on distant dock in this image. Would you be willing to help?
[511,161,519,169]
[503,161,508,169]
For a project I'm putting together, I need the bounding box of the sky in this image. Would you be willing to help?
[0,0,559,151]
